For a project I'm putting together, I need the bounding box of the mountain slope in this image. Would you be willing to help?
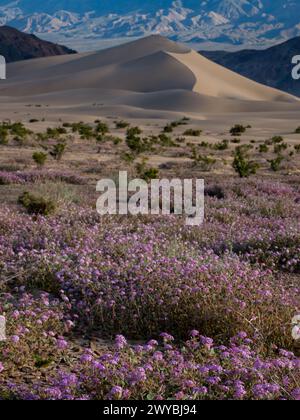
[0,1,299,49]
[0,25,76,62]
[201,37,300,97]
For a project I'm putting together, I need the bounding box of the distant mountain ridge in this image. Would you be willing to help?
[0,1,299,48]
[0,25,76,62]
[201,37,300,97]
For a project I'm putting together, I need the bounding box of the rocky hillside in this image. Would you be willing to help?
[201,37,300,97]
[0,25,76,62]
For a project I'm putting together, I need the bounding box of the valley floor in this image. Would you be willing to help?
[0,115,299,400]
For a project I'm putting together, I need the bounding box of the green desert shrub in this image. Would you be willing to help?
[274,143,288,154]
[232,147,259,178]
[230,124,247,136]
[32,152,47,168]
[205,185,225,200]
[50,143,66,161]
[127,126,142,138]
[191,148,216,171]
[269,156,284,172]
[115,120,130,129]
[259,144,269,153]
[95,122,109,136]
[18,192,56,216]
[158,133,176,147]
[10,122,32,138]
[0,126,9,144]
[183,129,202,137]
[163,124,173,133]
[199,141,209,148]
[214,139,229,151]
[46,127,67,139]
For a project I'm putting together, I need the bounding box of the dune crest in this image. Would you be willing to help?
[0,35,299,117]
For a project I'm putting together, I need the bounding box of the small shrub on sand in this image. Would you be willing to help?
[163,124,173,133]
[191,148,216,171]
[269,156,284,172]
[233,147,259,178]
[50,143,66,161]
[18,191,56,216]
[115,120,130,129]
[136,160,159,182]
[127,126,142,138]
[32,151,47,168]
[259,144,269,153]
[214,139,229,151]
[183,129,202,137]
[274,143,288,154]
[230,124,247,136]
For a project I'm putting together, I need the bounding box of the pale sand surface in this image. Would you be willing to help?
[0,34,299,133]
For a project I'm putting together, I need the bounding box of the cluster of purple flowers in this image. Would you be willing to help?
[0,170,85,185]
[0,177,299,399]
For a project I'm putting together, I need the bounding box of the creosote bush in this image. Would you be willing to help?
[18,191,56,216]
[269,156,284,172]
[233,147,259,178]
[50,143,66,161]
[183,129,202,137]
[32,151,47,168]
[230,124,247,136]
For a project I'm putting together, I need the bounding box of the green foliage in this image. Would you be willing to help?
[191,147,216,171]
[0,121,32,144]
[32,152,47,168]
[126,127,151,154]
[265,136,284,146]
[0,126,9,144]
[259,144,269,153]
[46,127,67,139]
[230,124,247,136]
[163,124,173,133]
[158,133,176,147]
[294,144,300,153]
[50,143,66,161]
[214,139,229,151]
[199,141,209,148]
[183,129,202,137]
[95,122,109,136]
[115,120,130,129]
[295,127,300,134]
[232,146,259,178]
[127,126,142,137]
[136,160,159,182]
[18,192,56,216]
[269,156,284,172]
[274,143,288,154]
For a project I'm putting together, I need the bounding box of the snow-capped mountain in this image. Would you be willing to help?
[0,1,299,48]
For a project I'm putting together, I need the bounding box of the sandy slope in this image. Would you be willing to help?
[0,34,299,120]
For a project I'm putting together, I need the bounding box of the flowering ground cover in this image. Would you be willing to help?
[0,176,299,400]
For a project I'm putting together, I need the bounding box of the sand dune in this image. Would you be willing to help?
[0,34,299,118]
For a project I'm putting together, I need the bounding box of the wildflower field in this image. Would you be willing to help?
[0,118,299,400]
